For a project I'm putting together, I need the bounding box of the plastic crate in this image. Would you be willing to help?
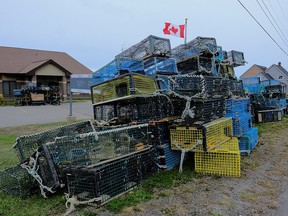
[13,120,95,163]
[225,113,253,137]
[91,73,158,105]
[170,117,233,152]
[238,127,258,155]
[225,98,251,114]
[116,35,171,60]
[194,137,240,177]
[0,165,36,198]
[156,144,182,170]
[64,147,158,206]
[45,124,149,167]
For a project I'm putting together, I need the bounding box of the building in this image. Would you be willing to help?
[240,62,288,94]
[265,62,288,88]
[240,64,267,79]
[0,46,92,101]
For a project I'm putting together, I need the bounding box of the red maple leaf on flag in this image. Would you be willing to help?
[170,26,178,34]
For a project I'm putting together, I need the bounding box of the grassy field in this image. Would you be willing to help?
[0,117,287,215]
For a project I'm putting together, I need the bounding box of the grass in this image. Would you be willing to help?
[0,115,287,215]
[0,121,203,215]
[0,122,72,216]
[105,165,203,213]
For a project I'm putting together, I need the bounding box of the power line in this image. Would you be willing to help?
[267,0,288,36]
[276,0,288,27]
[257,0,288,48]
[237,0,288,57]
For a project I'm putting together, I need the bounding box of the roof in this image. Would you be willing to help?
[240,64,267,78]
[272,63,288,78]
[0,46,92,75]
[259,72,274,80]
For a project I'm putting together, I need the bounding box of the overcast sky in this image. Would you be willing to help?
[1,0,288,77]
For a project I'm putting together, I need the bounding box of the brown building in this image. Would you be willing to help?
[0,46,92,101]
[240,64,267,79]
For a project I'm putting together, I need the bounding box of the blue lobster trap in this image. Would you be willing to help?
[92,58,144,85]
[143,57,177,76]
[238,127,258,155]
[225,98,251,115]
[156,144,182,170]
[225,113,253,137]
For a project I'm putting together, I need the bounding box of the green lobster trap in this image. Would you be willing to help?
[91,73,158,105]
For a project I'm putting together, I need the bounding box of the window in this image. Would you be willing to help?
[279,75,283,79]
[3,81,16,96]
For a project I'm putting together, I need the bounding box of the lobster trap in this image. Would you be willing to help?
[170,117,233,152]
[169,75,229,99]
[238,127,258,155]
[148,120,171,146]
[227,50,245,67]
[13,120,95,163]
[225,113,253,137]
[0,165,36,198]
[194,137,240,177]
[115,35,171,60]
[156,144,182,171]
[172,36,217,63]
[92,58,144,85]
[143,57,177,76]
[64,146,158,206]
[45,124,150,167]
[176,56,214,75]
[91,73,158,105]
[225,98,251,115]
[92,94,175,125]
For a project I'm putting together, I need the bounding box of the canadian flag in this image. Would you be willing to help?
[163,22,185,38]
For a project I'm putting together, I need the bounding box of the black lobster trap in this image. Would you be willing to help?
[63,146,158,206]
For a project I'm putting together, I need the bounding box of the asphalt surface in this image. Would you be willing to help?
[0,101,94,128]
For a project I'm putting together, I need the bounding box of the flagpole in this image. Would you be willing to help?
[184,18,188,44]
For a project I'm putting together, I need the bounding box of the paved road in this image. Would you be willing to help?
[0,101,94,128]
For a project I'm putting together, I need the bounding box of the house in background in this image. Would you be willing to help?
[0,46,92,101]
[265,62,288,93]
[240,64,267,79]
[240,62,288,94]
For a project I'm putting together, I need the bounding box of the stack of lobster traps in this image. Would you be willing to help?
[1,34,252,211]
[242,77,287,123]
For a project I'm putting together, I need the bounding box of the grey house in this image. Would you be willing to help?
[265,62,288,94]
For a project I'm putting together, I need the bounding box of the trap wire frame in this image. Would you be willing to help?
[170,117,233,152]
[64,146,158,207]
[45,123,150,167]
[194,137,241,177]
[91,73,158,105]
[13,120,95,163]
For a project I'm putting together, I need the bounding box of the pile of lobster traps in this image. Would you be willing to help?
[1,34,259,213]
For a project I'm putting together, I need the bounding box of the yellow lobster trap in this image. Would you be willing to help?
[194,137,240,177]
[91,73,158,105]
[170,117,233,152]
